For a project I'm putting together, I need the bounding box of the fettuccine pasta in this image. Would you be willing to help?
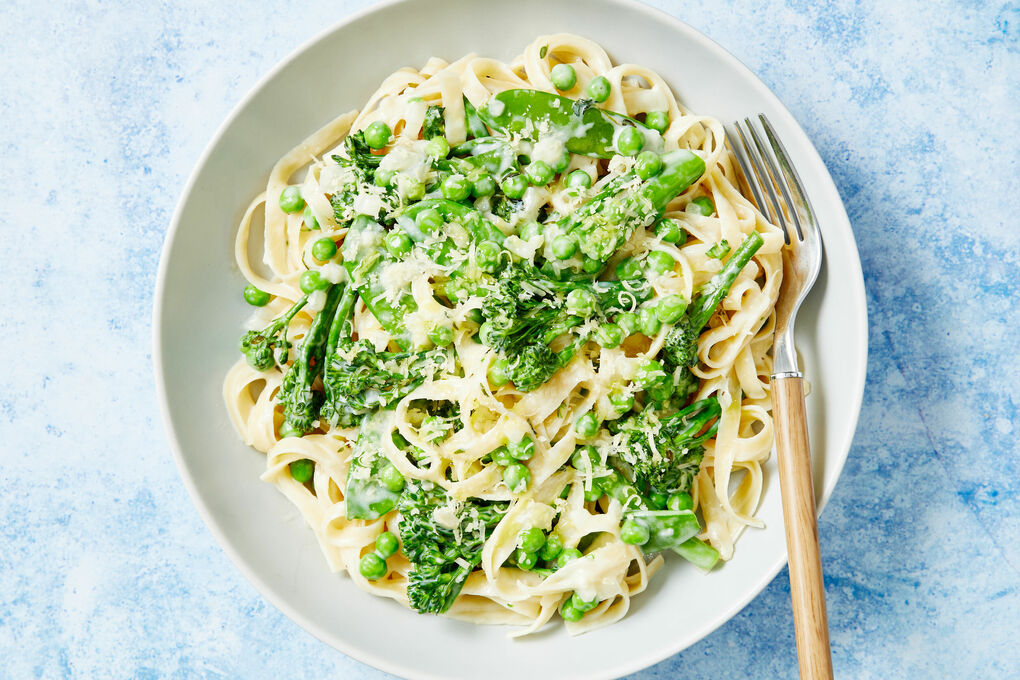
[224,34,782,636]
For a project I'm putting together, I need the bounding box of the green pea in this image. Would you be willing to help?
[609,391,635,414]
[638,306,662,336]
[570,445,600,470]
[594,323,625,349]
[504,462,531,493]
[288,458,314,483]
[379,462,405,493]
[539,534,563,560]
[488,358,510,387]
[519,527,546,553]
[491,445,515,467]
[428,324,453,347]
[587,75,611,102]
[374,168,395,187]
[615,257,642,280]
[311,237,337,261]
[501,174,528,199]
[570,591,599,613]
[364,121,391,149]
[518,220,543,241]
[416,207,444,234]
[551,234,577,260]
[476,240,502,273]
[616,127,644,156]
[584,479,603,503]
[303,206,319,230]
[359,552,387,580]
[615,312,639,336]
[243,285,271,307]
[550,63,577,91]
[645,111,670,133]
[635,359,666,389]
[556,548,582,569]
[656,294,687,324]
[516,548,538,570]
[425,136,450,159]
[299,270,330,294]
[403,177,426,201]
[566,169,592,190]
[635,151,663,179]
[441,173,472,201]
[668,491,694,511]
[689,195,715,216]
[575,412,600,439]
[384,231,412,257]
[646,250,675,276]
[549,149,571,174]
[620,519,650,545]
[566,288,596,317]
[648,492,669,509]
[510,436,535,461]
[525,160,554,186]
[472,173,496,197]
[581,257,602,274]
[655,218,684,244]
[560,600,583,622]
[375,531,399,558]
[279,186,305,213]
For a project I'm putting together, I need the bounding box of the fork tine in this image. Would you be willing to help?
[739,119,792,244]
[727,125,770,222]
[742,118,795,240]
[759,114,816,241]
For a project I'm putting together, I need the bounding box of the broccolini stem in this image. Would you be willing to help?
[688,231,765,329]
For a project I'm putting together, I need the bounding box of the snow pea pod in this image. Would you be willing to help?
[478,89,661,159]
[402,198,505,245]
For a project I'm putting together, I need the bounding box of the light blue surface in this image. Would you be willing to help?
[1,0,1017,677]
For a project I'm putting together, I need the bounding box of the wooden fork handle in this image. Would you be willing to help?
[771,375,834,680]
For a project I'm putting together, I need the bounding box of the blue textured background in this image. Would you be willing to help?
[1,0,1017,678]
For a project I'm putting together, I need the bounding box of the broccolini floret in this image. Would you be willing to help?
[398,481,508,614]
[237,295,308,371]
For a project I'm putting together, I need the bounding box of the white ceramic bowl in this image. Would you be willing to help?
[154,1,868,677]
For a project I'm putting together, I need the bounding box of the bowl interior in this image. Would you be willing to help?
[154,1,867,678]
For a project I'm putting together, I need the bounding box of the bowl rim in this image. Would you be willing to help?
[152,1,868,677]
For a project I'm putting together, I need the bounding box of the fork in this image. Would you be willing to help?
[729,115,833,680]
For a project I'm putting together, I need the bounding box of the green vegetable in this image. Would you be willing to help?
[398,481,508,614]
[644,111,670,133]
[279,186,305,213]
[479,89,657,159]
[360,553,387,580]
[302,206,319,230]
[311,238,337,261]
[472,173,496,197]
[426,136,451,159]
[616,312,638,336]
[503,462,531,493]
[516,548,538,570]
[238,295,307,370]
[491,445,514,467]
[551,234,577,260]
[289,459,314,483]
[673,536,721,569]
[441,174,472,201]
[594,322,624,349]
[616,257,642,280]
[488,358,510,387]
[462,96,489,139]
[655,218,684,244]
[278,284,345,435]
[667,491,694,512]
[423,105,445,140]
[345,412,405,520]
[566,169,592,190]
[571,445,600,470]
[616,127,644,156]
[385,231,413,257]
[645,250,675,276]
[299,270,330,294]
[575,412,599,439]
[243,285,271,307]
[416,207,444,234]
[656,294,687,324]
[661,232,764,374]
[556,548,582,568]
[501,174,528,199]
[638,306,661,336]
[587,75,611,102]
[364,121,391,149]
[510,436,535,460]
[565,288,596,317]
[570,591,599,613]
[560,599,583,622]
[635,151,662,179]
[525,160,554,186]
[519,527,546,553]
[376,532,399,558]
[689,195,715,216]
[428,325,453,347]
[550,63,577,91]
[706,240,731,259]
